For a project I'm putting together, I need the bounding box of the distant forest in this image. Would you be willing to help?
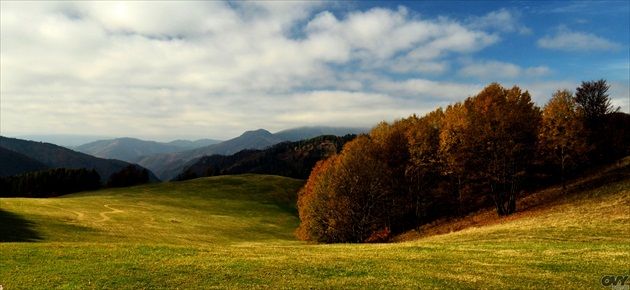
[0,165,150,197]
[0,168,100,198]
[296,80,630,243]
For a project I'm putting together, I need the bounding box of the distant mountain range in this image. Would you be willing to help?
[0,136,158,183]
[164,139,222,149]
[2,126,368,183]
[174,134,358,181]
[129,126,368,181]
[130,129,282,181]
[15,134,115,147]
[73,137,221,161]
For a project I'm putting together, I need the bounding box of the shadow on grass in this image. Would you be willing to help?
[0,208,42,242]
[261,201,299,218]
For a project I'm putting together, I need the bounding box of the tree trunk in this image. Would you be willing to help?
[507,191,516,215]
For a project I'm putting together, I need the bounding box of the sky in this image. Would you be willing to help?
[1,1,629,142]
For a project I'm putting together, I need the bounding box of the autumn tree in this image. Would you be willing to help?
[296,156,345,243]
[539,90,590,192]
[296,135,394,243]
[440,83,541,216]
[406,108,449,227]
[339,136,395,242]
[471,84,541,216]
[439,101,475,214]
[370,118,415,232]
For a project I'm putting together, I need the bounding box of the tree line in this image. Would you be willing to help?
[297,80,630,243]
[0,168,101,198]
[1,164,151,198]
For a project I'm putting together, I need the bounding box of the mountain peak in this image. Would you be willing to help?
[241,129,273,136]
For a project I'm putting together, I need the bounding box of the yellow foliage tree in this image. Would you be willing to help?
[539,89,589,192]
[440,83,541,216]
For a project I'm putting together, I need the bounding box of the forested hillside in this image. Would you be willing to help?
[0,147,49,177]
[132,129,284,181]
[174,134,357,181]
[0,136,158,183]
[297,81,630,243]
[134,127,366,181]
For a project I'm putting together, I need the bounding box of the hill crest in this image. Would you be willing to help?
[0,136,158,182]
[73,137,222,161]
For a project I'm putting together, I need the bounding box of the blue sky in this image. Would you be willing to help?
[1,1,628,141]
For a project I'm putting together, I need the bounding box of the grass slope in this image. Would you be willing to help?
[1,174,304,245]
[1,166,629,289]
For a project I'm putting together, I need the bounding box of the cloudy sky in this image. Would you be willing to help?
[1,1,628,142]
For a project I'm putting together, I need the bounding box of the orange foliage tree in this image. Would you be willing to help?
[406,109,449,227]
[296,155,350,243]
[296,135,394,243]
[370,118,416,232]
[295,82,613,243]
[439,102,473,213]
[440,83,541,216]
[539,90,589,192]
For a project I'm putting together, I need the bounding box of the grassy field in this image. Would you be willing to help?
[1,166,629,289]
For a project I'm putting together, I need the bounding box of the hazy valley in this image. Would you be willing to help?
[1,126,368,183]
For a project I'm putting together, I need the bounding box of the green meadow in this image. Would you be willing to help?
[1,170,628,289]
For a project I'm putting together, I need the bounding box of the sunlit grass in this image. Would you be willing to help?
[1,170,628,289]
[1,175,304,246]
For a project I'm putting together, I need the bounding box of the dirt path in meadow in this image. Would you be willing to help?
[96,204,156,224]
[97,204,124,222]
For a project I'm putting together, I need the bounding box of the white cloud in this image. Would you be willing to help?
[537,26,622,52]
[1,2,500,93]
[609,80,630,114]
[305,8,499,64]
[405,20,499,60]
[84,2,238,37]
[277,90,404,125]
[457,60,551,79]
[2,1,622,140]
[387,59,450,75]
[372,79,483,101]
[466,8,532,35]
[524,66,551,77]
